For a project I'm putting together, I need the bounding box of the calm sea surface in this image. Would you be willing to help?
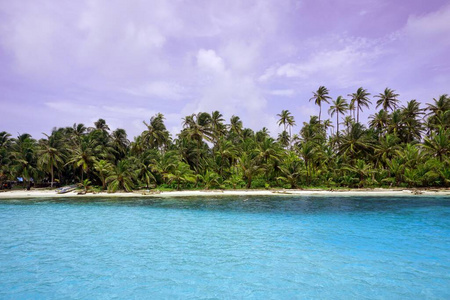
[0,196,449,299]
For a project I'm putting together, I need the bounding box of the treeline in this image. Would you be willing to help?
[0,87,449,191]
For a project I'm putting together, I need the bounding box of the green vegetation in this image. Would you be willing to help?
[1,89,449,191]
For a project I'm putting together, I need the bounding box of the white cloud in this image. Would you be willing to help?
[124,81,185,100]
[196,49,226,74]
[269,89,295,96]
[259,36,383,88]
[404,4,450,45]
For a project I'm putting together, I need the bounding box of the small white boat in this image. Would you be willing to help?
[56,185,77,194]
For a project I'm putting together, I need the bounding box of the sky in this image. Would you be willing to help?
[1,0,449,140]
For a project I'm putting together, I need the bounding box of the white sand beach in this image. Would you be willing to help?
[0,188,449,199]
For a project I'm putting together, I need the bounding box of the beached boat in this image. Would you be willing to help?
[55,185,77,194]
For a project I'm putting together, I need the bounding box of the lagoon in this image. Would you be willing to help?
[0,196,449,299]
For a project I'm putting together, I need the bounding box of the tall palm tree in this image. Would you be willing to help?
[310,86,331,123]
[277,110,296,147]
[348,87,371,123]
[328,96,349,136]
[375,88,400,112]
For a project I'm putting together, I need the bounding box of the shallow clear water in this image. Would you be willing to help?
[0,196,449,299]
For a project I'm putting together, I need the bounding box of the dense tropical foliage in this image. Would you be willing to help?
[1,88,449,191]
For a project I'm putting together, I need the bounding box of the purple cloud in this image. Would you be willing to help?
[0,0,449,138]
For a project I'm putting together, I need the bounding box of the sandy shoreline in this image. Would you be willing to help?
[0,188,449,198]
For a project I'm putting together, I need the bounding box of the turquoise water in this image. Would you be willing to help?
[0,196,449,299]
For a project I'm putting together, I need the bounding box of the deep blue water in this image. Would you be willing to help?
[0,196,449,299]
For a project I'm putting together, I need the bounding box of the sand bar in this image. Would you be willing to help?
[0,188,449,199]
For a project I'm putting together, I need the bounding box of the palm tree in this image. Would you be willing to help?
[375,88,400,112]
[422,128,449,161]
[110,128,129,161]
[165,162,196,190]
[229,115,243,138]
[238,152,264,189]
[310,86,331,123]
[374,134,400,167]
[348,87,371,123]
[425,94,450,132]
[93,118,110,132]
[11,133,37,190]
[277,152,303,188]
[401,100,424,143]
[328,96,349,136]
[106,160,135,192]
[298,141,316,185]
[37,133,65,187]
[0,132,12,181]
[277,130,290,148]
[66,136,98,181]
[369,109,389,137]
[343,159,373,187]
[142,113,170,151]
[181,112,213,173]
[211,110,227,142]
[277,110,296,140]
[339,123,373,161]
[94,160,113,190]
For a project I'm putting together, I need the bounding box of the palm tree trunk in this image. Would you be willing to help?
[196,140,200,174]
[357,104,360,123]
[50,165,54,188]
[319,105,322,123]
[336,113,339,137]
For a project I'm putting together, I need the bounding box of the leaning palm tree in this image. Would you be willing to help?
[375,88,400,112]
[348,87,371,123]
[328,96,349,137]
[310,86,331,123]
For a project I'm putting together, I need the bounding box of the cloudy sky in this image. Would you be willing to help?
[1,0,449,139]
